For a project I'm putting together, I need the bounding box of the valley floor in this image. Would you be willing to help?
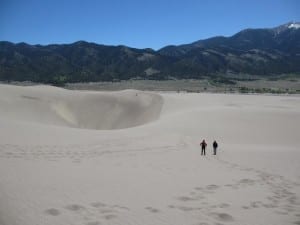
[65,78,300,94]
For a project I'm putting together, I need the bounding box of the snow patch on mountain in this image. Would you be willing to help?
[288,22,300,29]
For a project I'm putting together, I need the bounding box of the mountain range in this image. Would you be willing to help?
[0,22,299,84]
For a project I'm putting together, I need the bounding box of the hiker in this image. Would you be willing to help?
[200,139,207,155]
[213,140,218,155]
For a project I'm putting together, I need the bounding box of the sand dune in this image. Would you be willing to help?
[0,85,163,129]
[0,84,300,225]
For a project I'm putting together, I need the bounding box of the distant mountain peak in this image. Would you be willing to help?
[272,22,300,34]
[287,22,300,29]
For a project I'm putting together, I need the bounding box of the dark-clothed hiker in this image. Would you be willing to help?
[213,140,218,155]
[200,139,207,156]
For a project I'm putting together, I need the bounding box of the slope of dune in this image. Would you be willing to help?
[0,85,163,129]
[0,84,300,225]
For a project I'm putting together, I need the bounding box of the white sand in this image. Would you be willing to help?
[0,84,300,225]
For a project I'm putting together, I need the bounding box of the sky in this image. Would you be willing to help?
[1,0,299,50]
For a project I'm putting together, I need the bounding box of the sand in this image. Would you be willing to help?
[0,84,300,225]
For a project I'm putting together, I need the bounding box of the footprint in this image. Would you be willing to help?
[45,208,61,216]
[262,203,277,208]
[177,196,197,202]
[288,196,300,205]
[250,201,262,208]
[239,179,255,185]
[210,212,234,222]
[65,204,85,211]
[224,184,238,189]
[145,206,160,213]
[206,184,220,190]
[112,205,130,211]
[168,205,201,212]
[218,203,230,208]
[103,214,117,220]
[267,196,279,203]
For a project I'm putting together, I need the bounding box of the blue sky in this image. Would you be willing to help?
[1,0,299,49]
